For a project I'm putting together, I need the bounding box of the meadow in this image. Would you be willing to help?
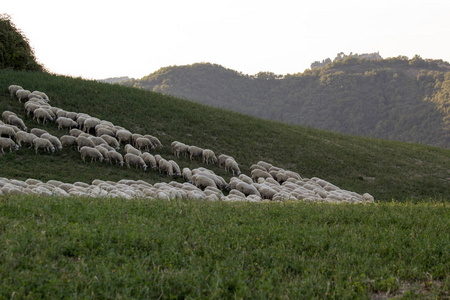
[0,69,449,298]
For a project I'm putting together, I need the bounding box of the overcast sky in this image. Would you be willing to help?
[4,0,450,79]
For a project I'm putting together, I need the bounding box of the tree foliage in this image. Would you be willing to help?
[0,14,44,72]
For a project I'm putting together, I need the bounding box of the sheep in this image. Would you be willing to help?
[56,117,78,130]
[60,135,77,148]
[94,145,110,162]
[0,137,19,153]
[135,137,153,152]
[173,142,189,158]
[169,160,182,176]
[80,146,104,163]
[158,158,173,176]
[88,136,107,147]
[218,154,231,168]
[124,153,147,171]
[70,128,84,137]
[132,133,143,146]
[16,89,31,102]
[40,133,62,151]
[56,109,67,118]
[76,136,96,151]
[142,152,157,170]
[239,174,253,185]
[2,111,17,123]
[257,185,278,200]
[125,144,142,157]
[16,131,37,148]
[96,127,115,137]
[191,174,217,190]
[0,125,17,140]
[6,115,26,131]
[31,91,49,101]
[24,101,42,116]
[225,157,240,176]
[251,169,272,182]
[257,161,273,171]
[30,128,48,137]
[144,135,163,148]
[188,145,203,161]
[8,85,23,97]
[108,150,124,166]
[33,108,54,124]
[202,149,217,164]
[82,117,101,134]
[33,137,55,153]
[99,135,120,150]
[182,167,193,182]
[116,129,132,144]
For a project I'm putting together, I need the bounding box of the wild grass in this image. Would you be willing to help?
[0,196,447,299]
[1,69,449,201]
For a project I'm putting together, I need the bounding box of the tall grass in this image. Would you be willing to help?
[0,196,447,298]
[0,69,449,201]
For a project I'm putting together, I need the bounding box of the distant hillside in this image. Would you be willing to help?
[98,76,131,84]
[123,55,450,148]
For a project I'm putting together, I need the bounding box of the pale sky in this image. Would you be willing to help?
[3,0,450,79]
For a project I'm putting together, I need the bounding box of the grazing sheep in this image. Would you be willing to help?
[116,129,132,144]
[65,112,78,120]
[125,144,142,157]
[218,154,231,168]
[192,174,217,190]
[108,150,124,166]
[56,117,77,130]
[24,101,42,116]
[0,125,17,140]
[33,108,54,124]
[257,161,273,171]
[30,128,48,137]
[158,158,174,176]
[40,133,62,151]
[188,145,203,161]
[251,169,272,182]
[132,133,143,146]
[225,157,241,176]
[202,149,217,164]
[33,137,55,153]
[182,167,193,182]
[257,185,278,200]
[239,174,253,185]
[173,142,189,158]
[80,146,104,163]
[236,182,261,197]
[0,137,19,153]
[16,89,31,102]
[2,111,17,123]
[99,135,120,149]
[88,136,107,147]
[8,85,23,97]
[31,91,49,101]
[94,145,110,162]
[16,131,37,148]
[82,117,101,134]
[124,153,147,171]
[56,109,67,118]
[142,152,157,170]
[96,127,115,137]
[60,135,77,148]
[69,128,84,137]
[144,135,163,148]
[76,136,96,151]
[135,137,153,152]
[169,160,182,176]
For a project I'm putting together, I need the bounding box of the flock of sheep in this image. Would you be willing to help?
[0,84,375,204]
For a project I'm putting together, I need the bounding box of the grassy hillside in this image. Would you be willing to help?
[1,69,450,201]
[125,57,450,148]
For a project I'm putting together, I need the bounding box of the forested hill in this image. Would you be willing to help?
[122,56,450,148]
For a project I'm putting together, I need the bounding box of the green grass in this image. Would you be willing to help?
[0,196,447,299]
[1,69,449,201]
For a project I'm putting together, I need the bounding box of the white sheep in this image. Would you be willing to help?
[132,133,143,146]
[0,137,19,153]
[173,142,189,158]
[168,160,182,176]
[94,145,110,162]
[30,128,48,137]
[188,145,203,161]
[145,135,163,148]
[2,111,17,123]
[225,157,241,176]
[24,101,42,116]
[191,174,217,190]
[80,146,104,163]
[5,115,27,131]
[96,127,115,137]
[60,135,77,148]
[16,131,37,148]
[218,154,231,168]
[158,158,173,176]
[142,152,157,170]
[40,133,62,151]
[182,167,192,182]
[0,125,17,140]
[99,135,120,150]
[31,91,49,101]
[251,168,272,182]
[76,136,96,151]
[16,89,31,102]
[82,117,101,134]
[108,150,124,166]
[257,185,278,200]
[33,108,54,124]
[202,149,217,164]
[8,85,23,97]
[33,137,55,153]
[236,182,260,197]
[124,153,147,171]
[116,129,132,144]
[125,144,142,157]
[70,128,84,137]
[88,136,107,147]
[135,137,153,152]
[56,117,78,130]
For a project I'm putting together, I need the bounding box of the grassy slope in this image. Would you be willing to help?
[0,69,449,201]
[0,196,447,299]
